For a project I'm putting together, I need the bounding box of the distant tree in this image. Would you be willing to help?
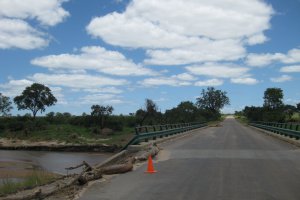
[0,93,12,116]
[136,99,159,126]
[46,112,55,123]
[297,103,300,111]
[91,105,113,129]
[165,101,199,123]
[263,88,283,110]
[14,83,57,119]
[283,105,297,121]
[196,87,230,113]
[243,106,264,121]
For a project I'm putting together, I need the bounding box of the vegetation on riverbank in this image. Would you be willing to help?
[0,170,59,196]
[235,87,300,123]
[1,86,230,147]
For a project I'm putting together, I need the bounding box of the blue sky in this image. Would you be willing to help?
[0,0,300,115]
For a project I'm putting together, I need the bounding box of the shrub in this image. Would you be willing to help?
[8,121,25,132]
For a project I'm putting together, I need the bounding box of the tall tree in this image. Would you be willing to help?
[136,99,159,126]
[91,105,113,129]
[263,88,283,110]
[14,83,57,119]
[0,93,12,116]
[196,87,230,113]
[165,101,198,123]
[297,103,300,111]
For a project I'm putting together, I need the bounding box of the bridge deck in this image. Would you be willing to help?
[79,118,300,200]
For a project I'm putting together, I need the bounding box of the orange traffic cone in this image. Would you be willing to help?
[145,155,157,173]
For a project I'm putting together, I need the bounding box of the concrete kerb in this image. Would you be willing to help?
[248,125,300,148]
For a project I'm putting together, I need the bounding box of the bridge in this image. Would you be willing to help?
[79,117,300,200]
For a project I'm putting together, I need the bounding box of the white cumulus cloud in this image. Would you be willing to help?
[280,65,300,73]
[246,49,300,67]
[230,77,259,85]
[194,79,223,87]
[0,0,69,49]
[31,46,156,76]
[87,0,273,65]
[186,63,250,78]
[270,75,292,83]
[140,76,192,87]
[29,73,128,89]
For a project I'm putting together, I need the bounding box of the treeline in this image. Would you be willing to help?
[0,84,230,135]
[235,88,300,122]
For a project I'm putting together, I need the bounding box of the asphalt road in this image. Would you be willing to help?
[79,118,300,200]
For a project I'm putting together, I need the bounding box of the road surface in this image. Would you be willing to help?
[79,118,300,200]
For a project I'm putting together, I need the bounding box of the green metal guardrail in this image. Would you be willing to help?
[122,122,207,150]
[249,121,300,139]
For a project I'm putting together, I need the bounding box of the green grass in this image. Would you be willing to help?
[0,124,135,146]
[291,113,300,122]
[0,171,58,196]
[234,115,249,124]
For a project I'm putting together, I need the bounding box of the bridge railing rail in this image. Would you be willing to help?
[122,122,207,150]
[249,121,300,139]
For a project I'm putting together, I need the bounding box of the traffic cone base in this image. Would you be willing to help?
[145,155,157,173]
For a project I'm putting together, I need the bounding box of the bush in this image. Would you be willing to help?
[34,119,48,130]
[106,119,123,131]
[0,123,5,132]
[8,121,25,132]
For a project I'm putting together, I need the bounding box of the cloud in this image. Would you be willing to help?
[270,75,292,83]
[0,79,33,97]
[0,18,48,49]
[246,33,268,45]
[186,63,250,78]
[194,79,223,87]
[246,49,300,67]
[31,46,156,76]
[280,65,300,73]
[144,39,245,65]
[140,76,192,87]
[83,87,123,94]
[171,73,197,81]
[0,0,69,49]
[87,0,273,65]
[230,77,259,85]
[80,94,124,105]
[29,73,129,89]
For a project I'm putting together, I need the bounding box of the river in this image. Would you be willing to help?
[0,150,112,181]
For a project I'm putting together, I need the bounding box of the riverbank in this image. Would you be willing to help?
[0,138,120,152]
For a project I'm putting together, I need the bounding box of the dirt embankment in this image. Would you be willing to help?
[0,138,120,153]
[1,143,160,200]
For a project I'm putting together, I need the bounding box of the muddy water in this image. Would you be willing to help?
[0,150,112,178]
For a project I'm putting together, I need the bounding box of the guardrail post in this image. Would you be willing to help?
[296,125,299,140]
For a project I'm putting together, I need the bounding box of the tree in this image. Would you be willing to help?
[283,104,297,121]
[136,99,159,125]
[91,105,113,129]
[196,87,230,113]
[297,103,300,111]
[165,101,199,123]
[0,93,12,116]
[14,83,57,119]
[263,88,283,110]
